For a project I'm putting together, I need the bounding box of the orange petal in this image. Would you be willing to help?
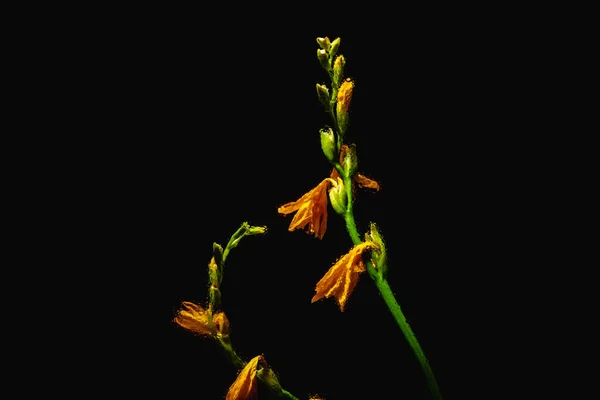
[311,242,374,311]
[278,179,330,239]
[173,301,211,336]
[226,355,262,400]
[355,173,380,191]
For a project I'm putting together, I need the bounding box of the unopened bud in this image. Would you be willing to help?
[320,127,337,163]
[246,225,267,235]
[327,177,347,215]
[365,222,387,277]
[342,144,358,178]
[336,78,354,136]
[329,37,341,58]
[317,49,330,70]
[316,83,331,111]
[333,55,345,89]
[316,37,331,51]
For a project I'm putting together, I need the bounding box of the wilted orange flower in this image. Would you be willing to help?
[311,241,376,311]
[337,78,354,115]
[174,301,229,337]
[173,301,212,336]
[226,355,263,400]
[278,178,332,239]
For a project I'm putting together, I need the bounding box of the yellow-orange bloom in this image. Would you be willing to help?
[336,78,354,115]
[173,301,230,337]
[278,178,332,239]
[173,301,211,336]
[311,241,376,311]
[226,355,262,400]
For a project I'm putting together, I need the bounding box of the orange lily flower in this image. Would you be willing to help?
[173,301,211,336]
[311,241,376,311]
[173,301,229,336]
[277,178,332,239]
[226,355,262,400]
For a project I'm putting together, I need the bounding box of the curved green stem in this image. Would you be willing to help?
[340,182,443,400]
[280,389,299,399]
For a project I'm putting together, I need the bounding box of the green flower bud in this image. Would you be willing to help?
[246,225,267,235]
[327,177,347,215]
[365,222,387,277]
[316,83,331,111]
[342,144,358,178]
[317,49,330,70]
[212,242,224,270]
[329,37,341,58]
[336,78,354,137]
[316,37,331,51]
[320,127,336,162]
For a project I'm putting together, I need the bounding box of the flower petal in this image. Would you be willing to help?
[173,301,211,336]
[311,242,374,311]
[226,355,262,400]
[278,179,331,239]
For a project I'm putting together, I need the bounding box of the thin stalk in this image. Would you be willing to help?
[341,183,443,400]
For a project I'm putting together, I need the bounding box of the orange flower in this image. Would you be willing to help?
[226,355,263,400]
[173,301,230,337]
[311,241,376,311]
[173,301,212,336]
[278,178,332,239]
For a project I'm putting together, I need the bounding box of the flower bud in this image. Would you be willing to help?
[342,144,358,178]
[317,49,330,70]
[327,177,347,215]
[316,37,331,50]
[320,127,336,163]
[336,78,354,136]
[329,37,341,58]
[365,222,387,277]
[246,225,267,235]
[316,83,331,111]
[332,55,345,89]
[212,242,224,272]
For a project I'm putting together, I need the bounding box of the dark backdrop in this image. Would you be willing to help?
[99,8,531,399]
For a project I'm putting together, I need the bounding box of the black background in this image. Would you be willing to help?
[86,7,546,400]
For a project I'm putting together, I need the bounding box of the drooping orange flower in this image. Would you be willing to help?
[173,301,229,337]
[277,178,332,239]
[311,241,376,311]
[226,355,263,400]
[173,301,211,335]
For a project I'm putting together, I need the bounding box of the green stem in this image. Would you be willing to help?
[375,278,443,400]
[281,389,299,399]
[341,187,443,400]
